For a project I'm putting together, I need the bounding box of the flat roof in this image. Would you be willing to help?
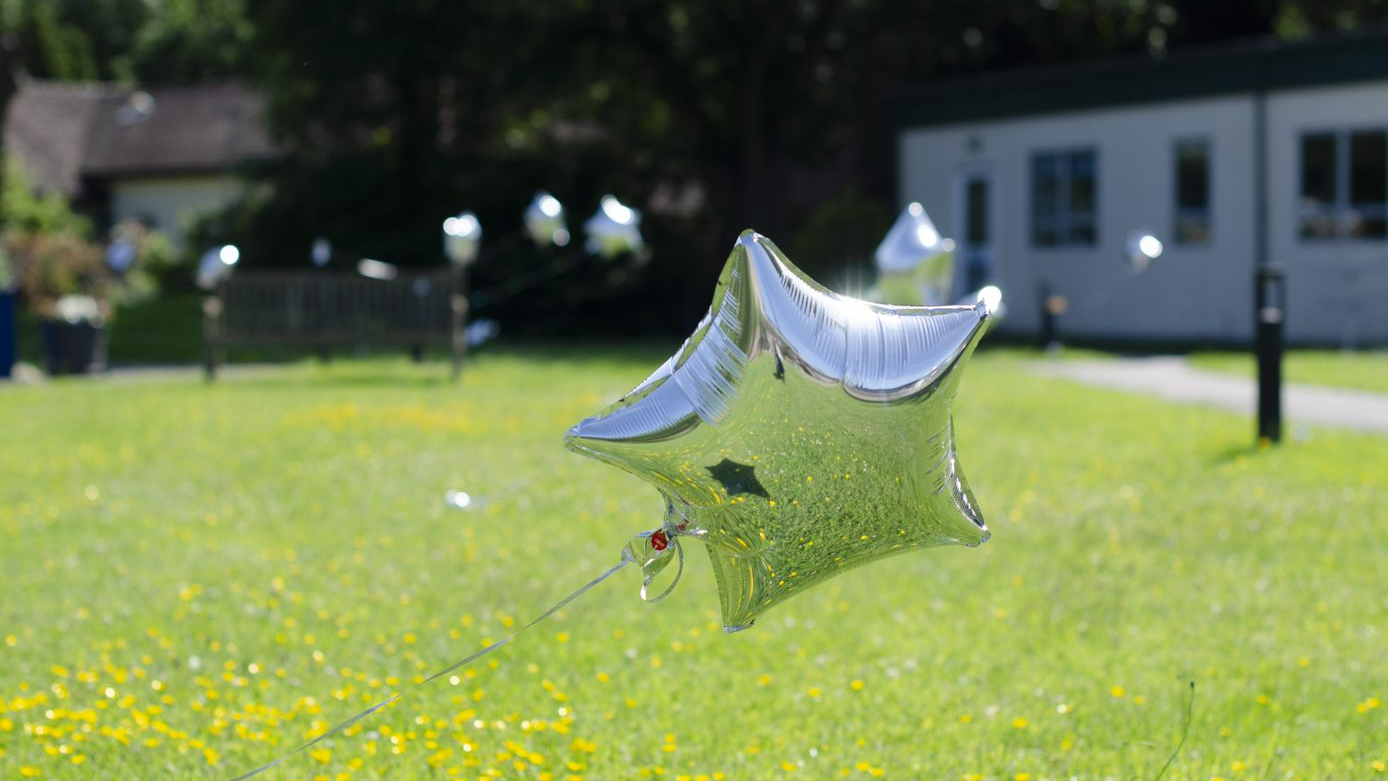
[894,27,1388,129]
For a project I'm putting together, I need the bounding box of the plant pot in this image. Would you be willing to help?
[41,320,107,375]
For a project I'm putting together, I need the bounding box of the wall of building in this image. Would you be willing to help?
[901,85,1388,346]
[109,175,241,248]
[1267,80,1388,347]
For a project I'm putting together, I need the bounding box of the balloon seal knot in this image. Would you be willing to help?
[624,527,685,603]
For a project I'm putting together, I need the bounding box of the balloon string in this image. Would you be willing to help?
[226,554,633,781]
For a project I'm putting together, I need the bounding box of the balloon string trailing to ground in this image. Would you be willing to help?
[225,554,635,781]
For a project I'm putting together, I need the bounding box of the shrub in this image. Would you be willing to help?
[6,228,111,324]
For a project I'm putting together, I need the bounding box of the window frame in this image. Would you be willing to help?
[1298,127,1388,243]
[1030,147,1099,249]
[1172,136,1212,246]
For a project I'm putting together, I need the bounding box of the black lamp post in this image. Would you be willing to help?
[1251,50,1283,445]
[1255,264,1285,443]
[198,244,239,382]
[443,212,481,380]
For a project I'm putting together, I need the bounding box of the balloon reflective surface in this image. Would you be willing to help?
[584,195,645,259]
[356,258,398,281]
[443,211,482,266]
[195,245,239,290]
[1125,229,1163,272]
[311,237,332,267]
[525,191,571,247]
[874,202,956,305]
[465,317,500,348]
[106,239,136,274]
[567,231,997,631]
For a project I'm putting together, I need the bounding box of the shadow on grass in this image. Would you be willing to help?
[1209,439,1276,465]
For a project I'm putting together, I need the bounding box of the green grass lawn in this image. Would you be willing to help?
[1190,349,1388,394]
[2,347,1385,780]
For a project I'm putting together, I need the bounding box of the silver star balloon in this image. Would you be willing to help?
[874,202,956,306]
[583,195,645,259]
[525,191,571,248]
[567,231,998,631]
[1124,229,1164,272]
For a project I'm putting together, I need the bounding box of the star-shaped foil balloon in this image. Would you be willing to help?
[567,231,999,631]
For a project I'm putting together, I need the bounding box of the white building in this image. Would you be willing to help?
[6,80,273,247]
[896,30,1388,347]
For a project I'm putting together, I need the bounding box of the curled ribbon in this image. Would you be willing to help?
[627,528,685,603]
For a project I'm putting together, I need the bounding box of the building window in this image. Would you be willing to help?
[1031,148,1097,247]
[1174,139,1211,244]
[1300,130,1387,240]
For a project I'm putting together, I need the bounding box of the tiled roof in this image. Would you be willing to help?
[5,80,117,196]
[4,79,275,192]
[82,81,274,177]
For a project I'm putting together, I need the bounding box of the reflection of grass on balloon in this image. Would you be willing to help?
[2,346,1386,779]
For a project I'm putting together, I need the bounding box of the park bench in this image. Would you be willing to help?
[202,270,466,380]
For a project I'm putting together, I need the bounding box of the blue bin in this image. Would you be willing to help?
[0,291,14,379]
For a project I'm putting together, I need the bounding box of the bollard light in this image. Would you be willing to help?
[1255,264,1286,443]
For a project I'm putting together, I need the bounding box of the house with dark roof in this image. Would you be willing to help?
[895,28,1388,347]
[5,79,274,246]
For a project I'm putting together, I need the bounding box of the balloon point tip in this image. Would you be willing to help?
[976,286,1002,317]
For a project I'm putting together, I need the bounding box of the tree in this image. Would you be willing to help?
[5,0,148,81]
[125,0,252,84]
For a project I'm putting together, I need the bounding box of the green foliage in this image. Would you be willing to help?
[0,0,247,84]
[124,0,251,83]
[1,350,1386,778]
[2,161,177,318]
[2,157,91,237]
[787,188,893,292]
[4,0,149,81]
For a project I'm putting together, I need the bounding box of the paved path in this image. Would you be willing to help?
[1030,355,1388,435]
[1,362,284,387]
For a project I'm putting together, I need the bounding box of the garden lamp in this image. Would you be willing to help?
[525,191,570,247]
